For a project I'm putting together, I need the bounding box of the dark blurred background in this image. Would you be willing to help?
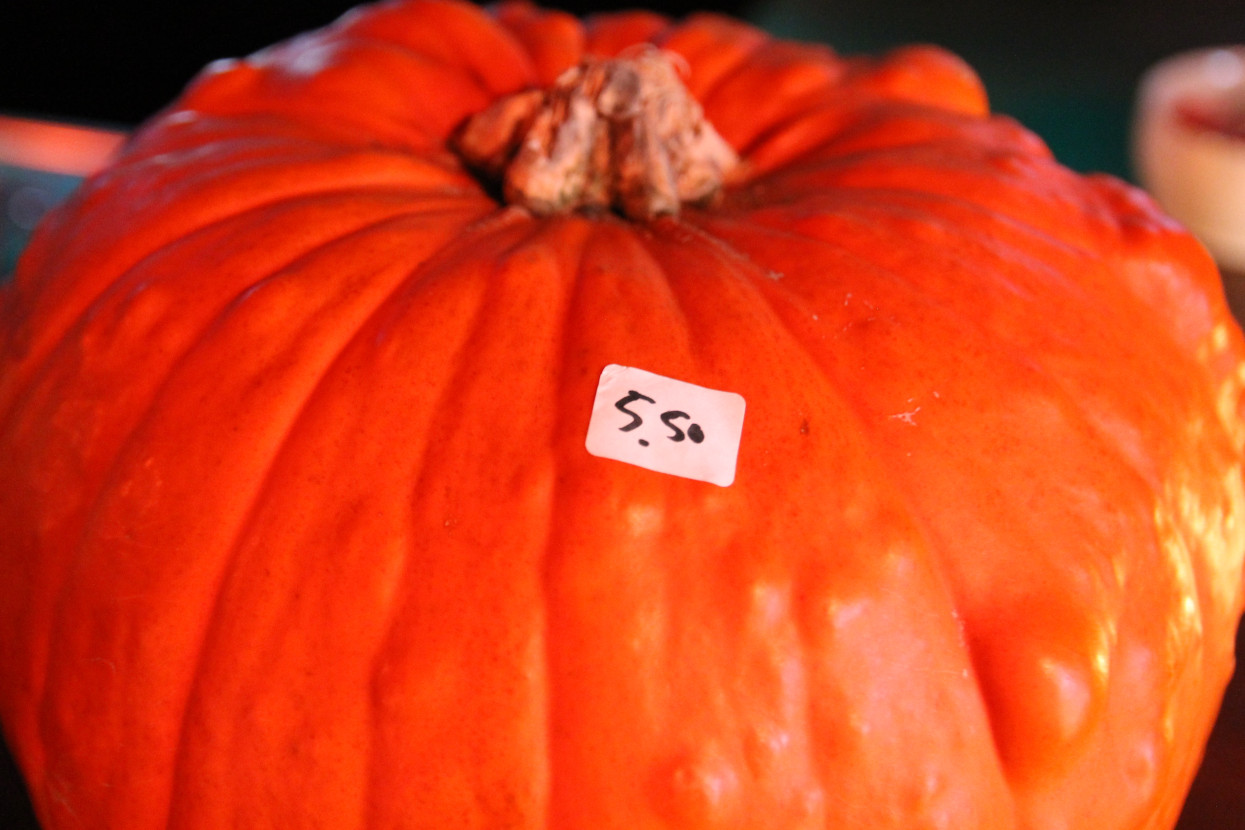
[3,0,1245,827]
[4,0,1245,176]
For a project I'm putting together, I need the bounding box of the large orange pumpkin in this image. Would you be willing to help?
[2,1,1244,828]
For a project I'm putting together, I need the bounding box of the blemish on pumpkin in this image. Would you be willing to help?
[799,418,810,436]
[743,723,793,777]
[625,503,663,537]
[888,404,921,425]
[659,752,742,824]
[1123,733,1160,802]
[798,787,827,822]
[86,657,117,676]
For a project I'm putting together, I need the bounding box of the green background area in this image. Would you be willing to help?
[749,0,1242,183]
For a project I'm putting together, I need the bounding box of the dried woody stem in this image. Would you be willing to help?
[453,48,738,220]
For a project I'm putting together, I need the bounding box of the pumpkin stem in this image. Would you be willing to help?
[453,48,738,220]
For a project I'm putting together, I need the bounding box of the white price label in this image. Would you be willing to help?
[585,364,746,487]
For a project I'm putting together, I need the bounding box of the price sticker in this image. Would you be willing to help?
[585,364,746,487]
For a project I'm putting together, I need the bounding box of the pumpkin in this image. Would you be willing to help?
[2,1,1243,827]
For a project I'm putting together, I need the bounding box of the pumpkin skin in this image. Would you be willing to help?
[2,1,1244,828]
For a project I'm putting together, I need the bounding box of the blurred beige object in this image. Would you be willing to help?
[0,114,126,176]
[1135,46,1245,273]
[0,115,129,277]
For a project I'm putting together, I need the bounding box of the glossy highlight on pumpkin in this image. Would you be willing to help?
[1,1,1243,828]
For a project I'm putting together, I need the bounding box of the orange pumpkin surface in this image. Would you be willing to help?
[1,1,1244,828]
